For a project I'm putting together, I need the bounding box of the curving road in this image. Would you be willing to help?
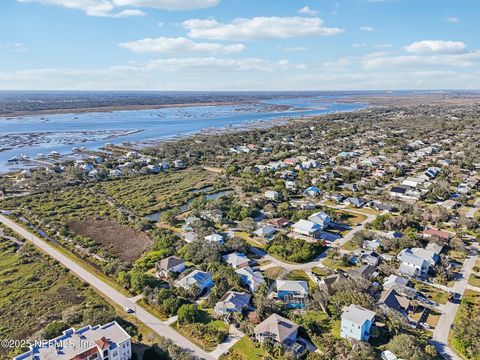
[0,213,213,360]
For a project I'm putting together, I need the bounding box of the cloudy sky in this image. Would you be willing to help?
[0,0,479,90]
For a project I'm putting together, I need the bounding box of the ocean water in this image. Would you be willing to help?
[0,95,367,173]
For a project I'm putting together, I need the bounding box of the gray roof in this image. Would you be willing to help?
[159,256,184,271]
[292,219,320,232]
[341,304,376,325]
[276,280,308,294]
[215,291,251,312]
[379,289,410,312]
[254,313,299,343]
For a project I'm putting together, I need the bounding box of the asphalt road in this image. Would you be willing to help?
[432,241,479,360]
[0,213,213,360]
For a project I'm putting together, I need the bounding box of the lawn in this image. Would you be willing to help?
[221,336,267,360]
[311,266,331,277]
[0,237,118,358]
[413,281,449,305]
[235,231,265,249]
[263,266,285,280]
[340,211,368,226]
[468,260,480,288]
[173,306,229,351]
[322,258,354,271]
[341,240,360,251]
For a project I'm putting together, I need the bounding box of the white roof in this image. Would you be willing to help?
[292,219,320,232]
[14,322,130,360]
[276,280,308,294]
[204,233,224,242]
[383,275,409,289]
[341,304,376,325]
[308,211,330,225]
[222,252,250,267]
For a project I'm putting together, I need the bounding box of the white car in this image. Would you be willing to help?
[124,307,135,314]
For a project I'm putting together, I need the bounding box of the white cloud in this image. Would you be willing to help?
[119,36,245,54]
[111,0,220,11]
[362,50,480,69]
[405,40,466,54]
[359,26,374,32]
[373,43,393,48]
[446,16,460,23]
[352,43,366,48]
[17,0,219,17]
[0,43,28,53]
[298,6,318,16]
[278,45,309,52]
[183,16,344,40]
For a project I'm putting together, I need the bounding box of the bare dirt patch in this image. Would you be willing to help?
[67,217,152,261]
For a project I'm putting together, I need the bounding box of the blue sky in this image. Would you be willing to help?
[0,0,479,90]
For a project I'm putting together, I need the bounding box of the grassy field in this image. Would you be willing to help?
[468,260,480,288]
[413,281,449,305]
[173,306,229,351]
[0,237,117,357]
[98,168,214,215]
[221,336,267,360]
[263,266,285,280]
[450,290,480,360]
[322,258,354,271]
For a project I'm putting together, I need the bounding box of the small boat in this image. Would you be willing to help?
[8,156,19,162]
[49,151,60,158]
[34,153,46,160]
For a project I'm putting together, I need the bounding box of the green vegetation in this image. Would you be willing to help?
[0,237,128,358]
[265,237,325,263]
[451,290,480,360]
[174,305,228,351]
[413,281,449,305]
[98,168,213,215]
[284,270,317,290]
[221,336,267,360]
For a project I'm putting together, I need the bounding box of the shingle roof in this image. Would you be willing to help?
[341,304,376,325]
[254,313,299,343]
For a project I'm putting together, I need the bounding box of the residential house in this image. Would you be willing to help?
[422,228,451,242]
[254,313,299,346]
[276,280,309,308]
[383,275,409,291]
[397,249,429,277]
[345,197,366,208]
[381,350,399,360]
[340,304,376,341]
[14,322,131,360]
[285,180,298,191]
[348,264,377,279]
[319,273,347,295]
[363,239,382,251]
[174,159,185,169]
[183,232,198,243]
[292,219,321,238]
[268,217,290,228]
[176,270,213,294]
[236,266,265,292]
[304,186,321,197]
[156,256,185,278]
[222,252,251,269]
[379,288,410,315]
[204,233,225,244]
[265,190,281,201]
[308,211,331,230]
[214,291,251,316]
[254,225,277,239]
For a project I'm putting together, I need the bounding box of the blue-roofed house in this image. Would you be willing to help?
[276,280,309,308]
[176,270,213,294]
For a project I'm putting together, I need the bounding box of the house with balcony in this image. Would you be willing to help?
[14,321,131,360]
[275,280,308,308]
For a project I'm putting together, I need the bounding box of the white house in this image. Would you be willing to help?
[254,225,277,239]
[222,252,250,269]
[176,270,213,293]
[14,321,131,360]
[308,211,331,230]
[397,249,429,277]
[236,266,265,292]
[340,304,376,341]
[204,233,225,244]
[265,190,281,201]
[292,219,321,238]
